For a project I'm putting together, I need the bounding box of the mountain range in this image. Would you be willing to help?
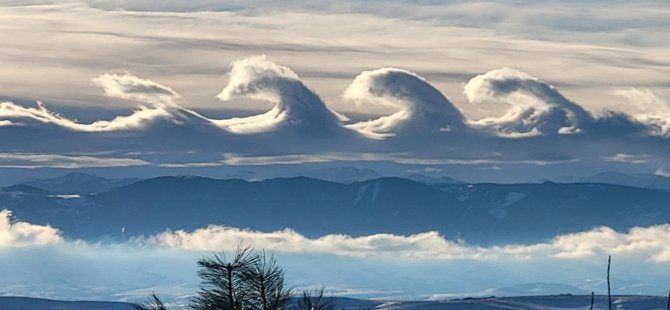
[3,173,670,244]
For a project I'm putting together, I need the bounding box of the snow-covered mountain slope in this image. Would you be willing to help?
[23,172,141,194]
[0,297,138,310]
[2,295,668,310]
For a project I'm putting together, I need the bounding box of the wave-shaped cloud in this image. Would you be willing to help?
[344,68,466,139]
[0,100,176,132]
[0,210,63,247]
[92,73,180,107]
[0,73,197,132]
[464,68,595,137]
[212,56,346,134]
[145,223,670,263]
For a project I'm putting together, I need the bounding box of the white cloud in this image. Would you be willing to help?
[92,73,180,107]
[221,153,579,166]
[0,153,149,168]
[212,55,346,134]
[655,167,670,177]
[464,68,593,137]
[614,88,670,136]
[343,68,465,138]
[603,153,650,164]
[144,223,670,263]
[0,100,176,132]
[0,209,63,247]
[0,73,208,131]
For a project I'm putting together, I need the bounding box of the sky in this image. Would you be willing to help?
[1,0,670,303]
[0,1,669,183]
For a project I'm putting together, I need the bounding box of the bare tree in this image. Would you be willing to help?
[137,292,167,310]
[191,245,257,310]
[607,255,612,310]
[243,250,292,310]
[298,286,334,310]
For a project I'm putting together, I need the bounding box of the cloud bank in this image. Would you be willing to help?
[145,223,670,263]
[7,207,667,264]
[0,210,63,247]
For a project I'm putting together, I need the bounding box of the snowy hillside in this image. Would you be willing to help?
[2,295,668,310]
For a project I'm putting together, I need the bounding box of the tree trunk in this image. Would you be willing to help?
[260,277,268,310]
[607,255,612,310]
[227,267,237,310]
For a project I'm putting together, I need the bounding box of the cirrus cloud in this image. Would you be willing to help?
[0,153,149,169]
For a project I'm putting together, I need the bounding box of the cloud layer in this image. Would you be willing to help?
[2,56,670,177]
[1,57,666,139]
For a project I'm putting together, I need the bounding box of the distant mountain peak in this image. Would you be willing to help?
[22,173,141,194]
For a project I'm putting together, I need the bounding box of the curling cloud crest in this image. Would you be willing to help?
[464,68,594,137]
[213,56,345,134]
[0,210,63,247]
[615,88,670,137]
[0,100,175,132]
[0,74,196,131]
[92,73,180,107]
[344,68,466,139]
